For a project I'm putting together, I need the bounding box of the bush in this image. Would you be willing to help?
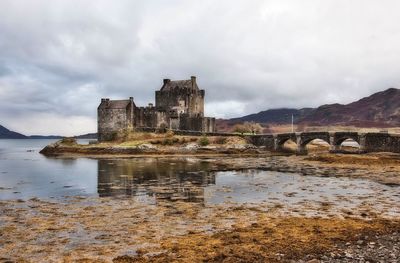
[166,130,174,138]
[215,136,227,144]
[60,137,77,145]
[232,121,264,134]
[162,138,174,145]
[198,136,209,146]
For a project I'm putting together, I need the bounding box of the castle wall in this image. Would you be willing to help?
[98,108,130,141]
[97,77,216,141]
[178,115,216,132]
[155,89,204,117]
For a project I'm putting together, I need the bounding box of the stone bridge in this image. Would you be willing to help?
[246,131,400,155]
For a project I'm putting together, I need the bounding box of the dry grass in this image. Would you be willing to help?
[109,132,247,148]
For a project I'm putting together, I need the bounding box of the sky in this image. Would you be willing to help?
[1,0,400,136]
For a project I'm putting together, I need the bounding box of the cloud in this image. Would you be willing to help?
[1,0,400,134]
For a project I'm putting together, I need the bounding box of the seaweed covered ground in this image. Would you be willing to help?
[1,196,399,262]
[1,149,400,262]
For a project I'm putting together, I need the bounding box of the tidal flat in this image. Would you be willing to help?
[1,139,400,262]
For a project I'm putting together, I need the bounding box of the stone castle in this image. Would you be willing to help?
[98,76,216,141]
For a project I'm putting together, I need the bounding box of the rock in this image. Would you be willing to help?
[184,143,199,150]
[137,144,157,150]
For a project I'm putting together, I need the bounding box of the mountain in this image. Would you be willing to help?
[216,108,313,131]
[217,87,400,131]
[299,88,400,127]
[0,125,27,139]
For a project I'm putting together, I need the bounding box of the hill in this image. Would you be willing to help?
[300,88,400,127]
[0,125,27,139]
[217,88,400,131]
[0,124,97,139]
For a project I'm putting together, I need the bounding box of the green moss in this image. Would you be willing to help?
[198,136,209,146]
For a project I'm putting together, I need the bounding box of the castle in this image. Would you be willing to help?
[98,76,216,141]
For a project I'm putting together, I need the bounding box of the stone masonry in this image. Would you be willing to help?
[98,76,216,141]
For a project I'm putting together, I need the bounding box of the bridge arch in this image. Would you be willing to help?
[330,132,361,152]
[297,132,331,154]
[274,133,297,152]
[331,132,360,146]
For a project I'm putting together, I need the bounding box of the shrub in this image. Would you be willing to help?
[215,136,227,144]
[60,137,77,145]
[165,130,174,138]
[162,138,174,145]
[111,128,132,141]
[232,121,264,134]
[198,136,209,146]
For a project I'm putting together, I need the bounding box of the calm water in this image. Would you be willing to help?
[0,139,399,211]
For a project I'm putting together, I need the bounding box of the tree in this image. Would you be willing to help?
[233,121,264,134]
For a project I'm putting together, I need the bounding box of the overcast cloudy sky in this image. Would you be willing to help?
[1,0,400,135]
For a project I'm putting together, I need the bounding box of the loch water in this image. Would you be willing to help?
[0,139,399,215]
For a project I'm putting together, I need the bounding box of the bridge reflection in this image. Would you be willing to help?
[97,158,215,203]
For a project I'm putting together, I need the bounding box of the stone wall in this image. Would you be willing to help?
[155,89,205,117]
[97,100,134,141]
[362,133,400,153]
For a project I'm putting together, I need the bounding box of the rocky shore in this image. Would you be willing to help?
[39,135,267,157]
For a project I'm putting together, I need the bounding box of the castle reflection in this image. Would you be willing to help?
[97,158,216,203]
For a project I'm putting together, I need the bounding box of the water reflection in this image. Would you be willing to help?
[97,158,216,203]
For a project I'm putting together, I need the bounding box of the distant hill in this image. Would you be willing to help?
[0,124,97,139]
[299,88,400,127]
[75,133,97,139]
[0,125,27,139]
[217,108,313,131]
[217,88,400,131]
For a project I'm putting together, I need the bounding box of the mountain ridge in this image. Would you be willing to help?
[217,87,400,131]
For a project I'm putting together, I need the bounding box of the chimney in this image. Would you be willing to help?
[191,76,196,84]
[129,96,134,101]
[163,79,170,85]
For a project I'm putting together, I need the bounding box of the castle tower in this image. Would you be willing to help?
[155,76,205,117]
